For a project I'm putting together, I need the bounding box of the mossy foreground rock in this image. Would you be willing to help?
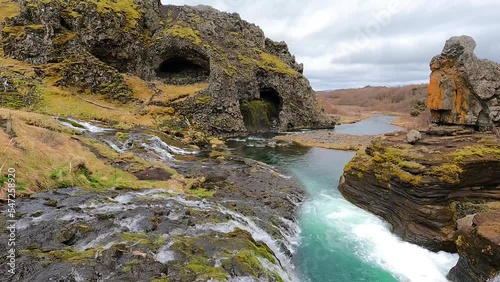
[2,0,334,134]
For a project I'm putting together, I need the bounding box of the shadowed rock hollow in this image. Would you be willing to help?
[1,0,334,134]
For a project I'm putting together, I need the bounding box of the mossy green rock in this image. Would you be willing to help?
[2,0,334,133]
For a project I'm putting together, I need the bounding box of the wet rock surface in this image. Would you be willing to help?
[0,119,303,281]
[0,165,302,281]
[339,132,500,281]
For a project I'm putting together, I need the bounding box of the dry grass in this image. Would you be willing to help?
[275,132,374,151]
[318,85,428,113]
[0,0,20,23]
[318,85,429,129]
[0,9,208,197]
[125,75,207,103]
[154,82,208,103]
[0,0,21,56]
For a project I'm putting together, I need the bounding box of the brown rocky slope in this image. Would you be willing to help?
[339,36,500,282]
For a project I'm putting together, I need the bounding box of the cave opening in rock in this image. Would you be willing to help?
[156,56,209,85]
[240,88,282,132]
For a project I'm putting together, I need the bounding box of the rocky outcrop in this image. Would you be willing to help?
[448,212,500,282]
[340,35,500,282]
[339,132,500,281]
[1,0,333,134]
[428,35,500,129]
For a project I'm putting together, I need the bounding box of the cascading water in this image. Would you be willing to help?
[54,116,460,281]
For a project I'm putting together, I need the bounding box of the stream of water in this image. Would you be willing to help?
[227,116,459,282]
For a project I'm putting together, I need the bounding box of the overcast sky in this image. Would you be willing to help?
[163,0,500,90]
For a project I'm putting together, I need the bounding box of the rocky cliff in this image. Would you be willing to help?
[1,0,333,134]
[340,36,500,282]
[428,35,500,130]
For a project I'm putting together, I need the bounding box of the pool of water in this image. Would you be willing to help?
[227,116,458,282]
[335,115,404,135]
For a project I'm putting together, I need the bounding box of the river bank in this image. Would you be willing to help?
[274,116,404,151]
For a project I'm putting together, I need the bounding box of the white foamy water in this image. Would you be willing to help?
[142,135,198,159]
[61,118,113,133]
[309,191,459,282]
[156,242,176,263]
[216,207,301,282]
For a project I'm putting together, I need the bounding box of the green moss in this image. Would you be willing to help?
[251,241,276,264]
[2,25,25,37]
[33,247,96,263]
[163,25,202,45]
[115,132,129,142]
[26,24,44,30]
[183,261,227,281]
[428,163,463,184]
[195,94,212,105]
[123,258,142,272]
[88,0,142,28]
[52,31,77,46]
[172,236,228,281]
[190,188,216,198]
[238,50,296,76]
[400,161,425,171]
[455,200,488,218]
[240,100,278,130]
[119,232,166,252]
[452,145,500,163]
[233,249,264,276]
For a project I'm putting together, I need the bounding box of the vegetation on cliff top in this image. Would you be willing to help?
[345,134,500,187]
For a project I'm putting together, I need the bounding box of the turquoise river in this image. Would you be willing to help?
[228,116,459,282]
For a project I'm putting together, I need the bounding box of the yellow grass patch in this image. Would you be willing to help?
[125,75,207,103]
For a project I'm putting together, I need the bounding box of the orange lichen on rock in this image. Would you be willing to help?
[427,70,443,110]
[426,35,499,128]
[454,79,468,124]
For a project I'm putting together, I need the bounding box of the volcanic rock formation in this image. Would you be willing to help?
[1,0,334,134]
[428,35,500,130]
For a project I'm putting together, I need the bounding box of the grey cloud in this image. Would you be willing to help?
[162,0,500,90]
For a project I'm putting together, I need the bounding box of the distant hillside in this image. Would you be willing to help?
[317,84,429,127]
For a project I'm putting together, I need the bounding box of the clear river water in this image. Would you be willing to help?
[227,116,459,282]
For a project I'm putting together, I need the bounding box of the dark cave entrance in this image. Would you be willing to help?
[240,88,282,132]
[156,56,209,85]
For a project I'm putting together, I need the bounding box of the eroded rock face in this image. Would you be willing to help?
[339,133,500,281]
[1,0,333,134]
[428,35,500,129]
